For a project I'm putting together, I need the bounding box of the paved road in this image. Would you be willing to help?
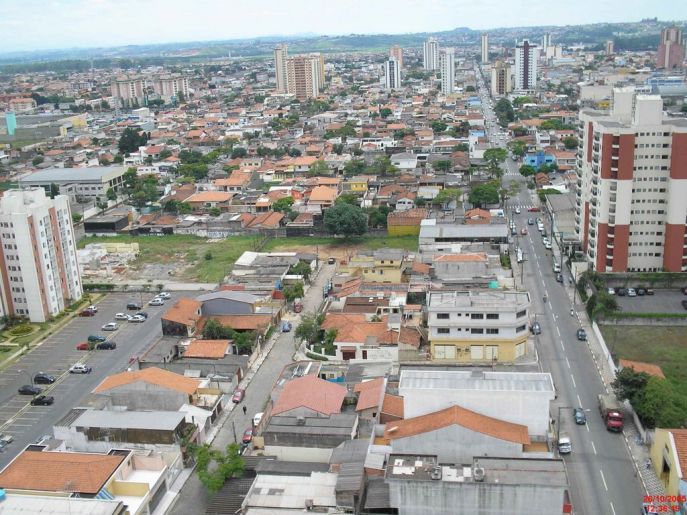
[170,262,337,514]
[0,291,181,468]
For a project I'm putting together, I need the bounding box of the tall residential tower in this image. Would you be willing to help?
[384,58,402,90]
[656,27,685,69]
[439,48,455,95]
[423,37,440,70]
[274,44,289,93]
[390,45,404,69]
[481,33,489,63]
[514,39,538,92]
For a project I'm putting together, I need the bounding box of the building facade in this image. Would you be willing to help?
[385,58,402,90]
[605,40,615,55]
[491,61,511,96]
[427,290,530,363]
[110,76,146,108]
[575,87,687,272]
[480,34,489,63]
[286,55,322,100]
[657,27,685,70]
[390,45,404,69]
[514,39,538,92]
[439,48,455,95]
[0,189,82,322]
[152,75,189,103]
[274,44,289,93]
[423,38,439,71]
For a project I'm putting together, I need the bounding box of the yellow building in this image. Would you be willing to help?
[387,208,427,237]
[650,428,687,505]
[344,175,370,193]
[340,249,408,283]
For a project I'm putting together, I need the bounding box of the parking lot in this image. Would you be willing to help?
[614,289,687,314]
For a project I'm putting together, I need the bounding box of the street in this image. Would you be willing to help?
[0,291,181,468]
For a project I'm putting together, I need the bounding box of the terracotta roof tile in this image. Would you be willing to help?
[384,405,530,445]
[186,191,233,203]
[308,186,337,202]
[94,367,199,395]
[382,393,404,419]
[619,359,666,379]
[184,339,230,359]
[272,374,347,416]
[434,253,488,262]
[354,377,385,411]
[162,298,202,326]
[202,314,272,331]
[669,429,687,471]
[0,450,125,494]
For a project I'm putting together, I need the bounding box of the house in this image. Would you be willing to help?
[242,211,285,230]
[341,249,409,284]
[419,219,508,247]
[214,170,253,193]
[242,467,338,512]
[387,208,428,237]
[463,208,491,224]
[390,152,418,171]
[354,377,386,419]
[186,191,234,212]
[308,185,338,208]
[343,175,373,194]
[19,166,128,199]
[649,428,687,509]
[162,298,202,337]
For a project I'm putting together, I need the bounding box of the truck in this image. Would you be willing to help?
[598,394,625,431]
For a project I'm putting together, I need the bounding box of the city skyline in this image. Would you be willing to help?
[0,0,685,52]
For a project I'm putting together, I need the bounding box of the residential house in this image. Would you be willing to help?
[308,185,338,208]
[161,298,202,337]
[387,208,428,237]
[343,175,373,195]
[214,169,254,193]
[185,191,234,212]
[341,249,409,283]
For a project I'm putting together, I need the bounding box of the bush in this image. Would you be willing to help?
[83,283,115,291]
[8,324,33,336]
[305,351,329,361]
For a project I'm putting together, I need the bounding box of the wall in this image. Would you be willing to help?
[263,445,333,463]
[105,383,188,411]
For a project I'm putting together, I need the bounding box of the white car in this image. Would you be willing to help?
[156,292,171,299]
[553,263,561,273]
[102,322,118,331]
[544,241,553,250]
[69,363,92,374]
[607,288,616,295]
[253,412,264,428]
[87,305,98,313]
[128,315,145,323]
[148,298,165,306]
[114,312,129,321]
[515,207,521,214]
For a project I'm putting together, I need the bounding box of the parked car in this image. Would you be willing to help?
[681,287,687,295]
[102,322,118,331]
[76,342,92,351]
[520,228,528,235]
[327,257,336,265]
[681,300,687,310]
[530,321,541,335]
[126,302,142,310]
[33,372,56,384]
[627,288,637,297]
[135,311,149,319]
[556,273,564,283]
[30,395,54,406]
[0,433,14,445]
[527,218,534,225]
[281,320,292,332]
[636,287,646,296]
[573,408,587,425]
[79,308,96,317]
[528,207,541,212]
[646,288,655,295]
[96,341,117,350]
[607,288,616,295]
[128,315,145,323]
[553,263,561,273]
[18,385,42,395]
[148,298,165,306]
[232,388,245,403]
[88,334,107,343]
[577,328,587,341]
[616,288,628,296]
[114,312,129,320]
[69,363,92,374]
[156,292,171,300]
[544,240,552,250]
[253,412,264,428]
[242,428,253,444]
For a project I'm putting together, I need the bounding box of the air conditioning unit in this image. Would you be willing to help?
[430,466,442,480]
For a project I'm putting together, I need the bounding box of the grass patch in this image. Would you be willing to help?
[601,325,687,398]
[264,235,418,253]
[606,312,687,319]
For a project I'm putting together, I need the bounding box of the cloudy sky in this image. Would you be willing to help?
[0,0,684,52]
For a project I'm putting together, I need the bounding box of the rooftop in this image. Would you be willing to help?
[94,367,200,395]
[20,166,128,184]
[73,409,186,431]
[272,374,347,416]
[428,290,530,310]
[399,369,555,394]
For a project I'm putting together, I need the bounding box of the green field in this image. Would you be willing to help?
[264,235,419,253]
[601,325,687,397]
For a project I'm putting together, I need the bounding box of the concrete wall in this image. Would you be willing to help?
[263,445,333,463]
[391,425,522,463]
[105,383,189,411]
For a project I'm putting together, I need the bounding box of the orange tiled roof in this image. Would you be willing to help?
[184,339,230,359]
[382,393,404,419]
[162,298,202,326]
[384,405,530,445]
[272,374,347,416]
[203,314,272,331]
[354,377,385,411]
[94,367,200,395]
[0,450,125,494]
[308,185,337,202]
[186,191,233,203]
[669,429,687,471]
[619,359,666,379]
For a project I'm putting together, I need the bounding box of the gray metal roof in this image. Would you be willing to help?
[255,460,329,476]
[20,166,128,184]
[363,478,391,510]
[420,223,509,239]
[399,369,555,393]
[73,409,185,430]
[195,290,260,303]
[335,461,364,494]
[330,439,369,466]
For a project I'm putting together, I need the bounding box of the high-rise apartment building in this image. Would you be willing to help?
[286,55,322,100]
[656,27,685,70]
[423,37,440,70]
[480,33,489,63]
[514,39,538,92]
[309,52,326,89]
[0,189,82,322]
[110,76,146,108]
[605,40,615,55]
[274,44,289,93]
[491,61,511,97]
[575,87,687,273]
[384,58,402,90]
[390,45,404,69]
[152,75,189,103]
[541,33,552,53]
[439,48,455,95]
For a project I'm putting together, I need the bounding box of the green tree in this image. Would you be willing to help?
[194,443,244,494]
[612,368,649,404]
[365,205,390,228]
[159,149,172,160]
[632,377,687,428]
[562,136,579,149]
[289,261,312,281]
[508,140,527,157]
[519,164,537,177]
[494,98,515,126]
[283,282,304,302]
[307,159,330,177]
[432,160,453,173]
[379,108,393,118]
[122,168,138,192]
[373,156,398,177]
[453,143,470,152]
[209,207,221,217]
[49,183,60,199]
[324,202,368,237]
[483,148,507,178]
[177,163,208,181]
[113,154,124,164]
[465,85,476,92]
[295,313,324,345]
[72,213,83,223]
[335,193,359,206]
[106,187,117,201]
[230,147,247,159]
[432,188,462,208]
[430,121,448,133]
[288,148,302,157]
[273,197,295,213]
[537,188,562,203]
[343,160,366,177]
[468,181,500,207]
[118,127,148,154]
[32,156,44,166]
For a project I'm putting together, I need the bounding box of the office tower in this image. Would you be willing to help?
[575,87,687,273]
[423,37,440,70]
[656,27,685,69]
[481,33,489,63]
[152,75,189,103]
[0,189,82,322]
[274,44,289,93]
[605,40,615,55]
[491,61,511,96]
[439,48,455,95]
[514,39,538,92]
[541,33,552,53]
[384,58,402,90]
[286,55,322,100]
[390,45,404,69]
[110,76,146,108]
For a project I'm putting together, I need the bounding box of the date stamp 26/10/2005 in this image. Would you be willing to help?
[643,495,686,512]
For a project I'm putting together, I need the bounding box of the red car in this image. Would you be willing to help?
[527,207,541,212]
[76,342,91,350]
[242,428,253,444]
[79,309,96,317]
[520,228,528,235]
[232,388,245,403]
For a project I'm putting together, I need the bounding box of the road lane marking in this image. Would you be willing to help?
[591,441,597,454]
[560,340,565,351]
[570,374,576,388]
[556,326,561,337]
[600,470,608,491]
[565,357,571,369]
[610,502,616,515]
[576,394,582,406]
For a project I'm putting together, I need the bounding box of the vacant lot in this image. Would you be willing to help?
[79,234,418,283]
[601,325,687,397]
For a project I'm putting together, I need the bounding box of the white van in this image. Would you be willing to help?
[558,434,571,454]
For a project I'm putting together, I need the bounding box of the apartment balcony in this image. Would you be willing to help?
[612,143,619,149]
[577,179,582,189]
[609,195,616,203]
[590,197,598,207]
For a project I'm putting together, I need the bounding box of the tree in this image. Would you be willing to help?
[468,181,500,207]
[612,368,649,404]
[273,197,294,213]
[307,159,330,177]
[176,91,185,103]
[118,127,148,154]
[432,188,462,208]
[562,136,579,149]
[483,148,507,171]
[519,164,537,177]
[209,207,221,217]
[373,156,398,177]
[430,121,448,133]
[324,203,368,237]
[195,443,244,494]
[366,205,390,228]
[32,156,44,166]
[465,85,476,92]
[106,187,117,201]
[453,143,470,152]
[379,108,393,118]
[113,154,124,164]
[295,313,324,345]
[343,159,366,177]
[508,140,527,157]
[289,261,312,281]
[335,193,359,206]
[178,163,208,181]
[159,149,172,160]
[288,148,302,157]
[49,183,60,199]
[537,188,562,203]
[122,168,138,192]
[432,160,453,173]
[72,213,83,223]
[283,282,304,302]
[100,100,110,109]
[632,377,687,429]
[230,147,247,159]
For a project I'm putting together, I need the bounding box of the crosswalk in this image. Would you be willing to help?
[504,204,538,211]
[505,170,522,176]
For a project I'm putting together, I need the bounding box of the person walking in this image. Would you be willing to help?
[242,405,247,415]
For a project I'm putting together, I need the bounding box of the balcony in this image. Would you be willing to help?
[609,195,616,203]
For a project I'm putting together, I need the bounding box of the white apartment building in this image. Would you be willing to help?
[481,33,489,63]
[427,290,530,363]
[110,76,146,108]
[0,189,82,322]
[274,44,288,93]
[439,48,455,95]
[575,86,687,273]
[152,75,189,102]
[423,37,439,71]
[514,39,538,92]
[385,58,402,90]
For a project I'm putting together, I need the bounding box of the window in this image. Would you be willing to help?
[436,313,450,319]
[516,324,526,332]
[471,328,484,334]
[486,313,499,320]
[516,309,527,318]
[486,328,499,335]
[470,313,484,320]
[437,328,450,334]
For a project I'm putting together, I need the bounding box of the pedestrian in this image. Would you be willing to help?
[242,405,247,415]
[570,308,574,316]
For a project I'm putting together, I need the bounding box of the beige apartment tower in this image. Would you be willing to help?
[390,45,404,69]
[274,44,289,93]
[491,61,511,96]
[286,55,322,100]
[481,34,489,63]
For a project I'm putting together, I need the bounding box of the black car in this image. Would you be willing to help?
[682,300,687,310]
[127,302,142,310]
[636,287,646,296]
[573,408,587,425]
[556,273,564,283]
[530,322,542,335]
[646,288,655,295]
[18,385,41,395]
[617,288,628,296]
[135,311,149,319]
[96,341,117,350]
[30,395,54,406]
[681,287,687,295]
[87,334,107,343]
[33,372,56,384]
[577,328,587,341]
